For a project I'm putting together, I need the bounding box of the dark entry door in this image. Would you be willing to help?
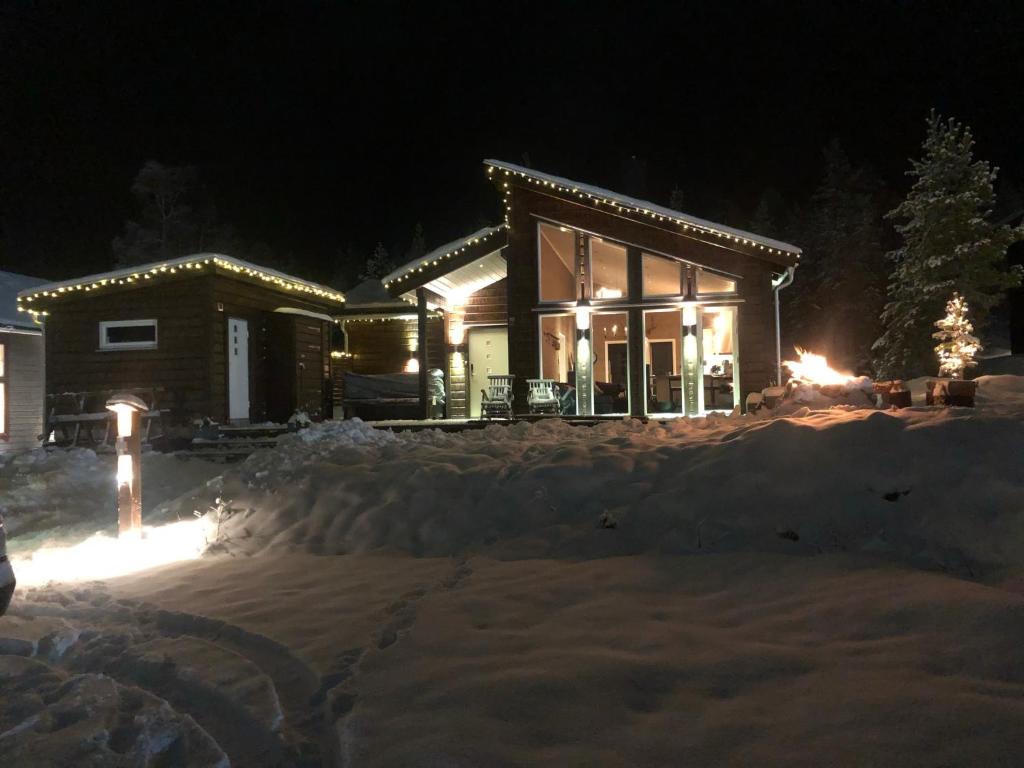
[650,341,674,375]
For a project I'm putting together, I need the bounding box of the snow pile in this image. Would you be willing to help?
[203,381,1024,577]
[786,376,875,407]
[0,449,223,546]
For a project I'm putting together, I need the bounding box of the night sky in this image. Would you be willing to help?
[2,1,1023,285]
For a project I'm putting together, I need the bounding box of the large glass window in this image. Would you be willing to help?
[591,311,629,414]
[642,253,682,297]
[701,306,738,411]
[539,314,577,414]
[697,269,736,294]
[643,309,682,415]
[590,238,627,300]
[538,223,576,302]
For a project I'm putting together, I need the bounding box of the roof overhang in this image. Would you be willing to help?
[17,253,345,319]
[485,159,800,267]
[383,226,508,307]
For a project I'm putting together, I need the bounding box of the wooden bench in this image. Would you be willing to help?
[45,388,167,447]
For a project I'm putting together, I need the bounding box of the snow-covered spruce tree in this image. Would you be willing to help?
[872,112,1023,379]
[933,293,981,378]
[358,242,395,282]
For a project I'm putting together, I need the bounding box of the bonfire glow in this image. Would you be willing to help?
[783,348,856,386]
[10,518,212,588]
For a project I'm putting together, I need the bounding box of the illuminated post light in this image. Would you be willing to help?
[680,302,702,416]
[106,394,148,538]
[575,300,593,416]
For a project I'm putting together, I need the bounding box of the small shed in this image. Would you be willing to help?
[17,254,345,434]
[0,270,47,454]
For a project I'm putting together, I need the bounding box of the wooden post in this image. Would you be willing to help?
[416,288,429,419]
[119,409,142,537]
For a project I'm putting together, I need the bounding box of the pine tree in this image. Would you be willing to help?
[359,242,395,282]
[873,112,1024,379]
[933,293,981,378]
[781,141,887,372]
[405,222,426,263]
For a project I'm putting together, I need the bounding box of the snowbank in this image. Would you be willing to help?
[0,449,223,547]
[201,378,1024,577]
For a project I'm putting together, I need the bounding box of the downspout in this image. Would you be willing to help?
[772,266,796,384]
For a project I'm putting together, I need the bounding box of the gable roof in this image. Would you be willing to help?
[484,159,801,263]
[17,253,344,318]
[382,226,507,289]
[0,270,48,331]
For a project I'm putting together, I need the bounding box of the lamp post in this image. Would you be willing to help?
[105,394,147,538]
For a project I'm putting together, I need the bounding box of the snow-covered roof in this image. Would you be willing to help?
[0,270,48,331]
[382,226,507,288]
[485,159,801,260]
[17,253,344,317]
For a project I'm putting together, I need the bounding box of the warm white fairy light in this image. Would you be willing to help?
[933,292,981,379]
[382,226,508,288]
[485,160,800,260]
[17,254,344,316]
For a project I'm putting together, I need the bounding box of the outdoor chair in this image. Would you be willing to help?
[526,378,560,414]
[481,374,515,420]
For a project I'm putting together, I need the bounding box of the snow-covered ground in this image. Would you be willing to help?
[3,375,1024,766]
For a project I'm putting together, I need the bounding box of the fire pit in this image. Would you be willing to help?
[779,349,875,408]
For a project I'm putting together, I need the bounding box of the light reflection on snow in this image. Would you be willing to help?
[11,517,212,587]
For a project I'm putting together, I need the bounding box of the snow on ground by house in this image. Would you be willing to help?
[4,375,1024,766]
[188,374,1024,579]
[0,448,224,546]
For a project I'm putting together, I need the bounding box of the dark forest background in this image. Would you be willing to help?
[2,1,1023,372]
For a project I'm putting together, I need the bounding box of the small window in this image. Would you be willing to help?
[642,253,683,297]
[99,319,158,350]
[589,238,627,299]
[696,269,736,294]
[538,222,577,302]
[0,342,6,438]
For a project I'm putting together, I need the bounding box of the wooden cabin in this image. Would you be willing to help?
[0,270,47,454]
[378,161,801,418]
[17,255,344,433]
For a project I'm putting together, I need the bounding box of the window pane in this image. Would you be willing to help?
[107,324,156,344]
[642,253,682,296]
[0,382,4,434]
[644,309,682,414]
[697,269,736,293]
[0,342,4,378]
[538,223,576,302]
[702,307,737,411]
[539,314,576,414]
[591,311,629,414]
[590,238,627,299]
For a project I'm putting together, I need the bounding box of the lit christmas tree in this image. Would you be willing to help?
[932,293,981,379]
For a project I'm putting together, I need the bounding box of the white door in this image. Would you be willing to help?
[228,317,250,422]
[468,326,508,418]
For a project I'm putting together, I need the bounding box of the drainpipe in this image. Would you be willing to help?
[772,266,796,384]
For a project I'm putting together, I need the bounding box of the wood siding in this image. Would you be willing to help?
[43,270,336,425]
[1,332,44,453]
[344,317,444,375]
[464,279,508,326]
[504,185,782,410]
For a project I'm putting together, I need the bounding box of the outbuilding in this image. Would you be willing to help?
[0,270,47,453]
[17,255,344,435]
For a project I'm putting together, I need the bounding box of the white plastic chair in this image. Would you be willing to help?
[481,375,515,419]
[526,378,560,414]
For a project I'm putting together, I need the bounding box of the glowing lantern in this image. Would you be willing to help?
[106,394,148,538]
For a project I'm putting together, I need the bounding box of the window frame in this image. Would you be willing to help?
[0,340,7,440]
[98,319,159,351]
[536,221,579,305]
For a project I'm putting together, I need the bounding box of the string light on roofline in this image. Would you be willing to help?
[382,225,509,288]
[17,256,345,315]
[486,162,800,260]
